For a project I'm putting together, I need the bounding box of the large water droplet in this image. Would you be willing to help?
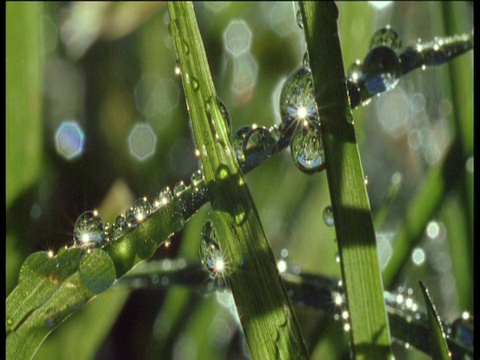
[323,206,334,226]
[361,46,401,95]
[73,211,104,247]
[370,26,402,50]
[200,221,225,279]
[290,124,326,174]
[133,197,153,222]
[279,67,318,138]
[243,125,277,167]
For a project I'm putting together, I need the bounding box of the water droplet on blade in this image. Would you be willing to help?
[279,67,318,139]
[296,10,304,29]
[155,187,173,209]
[361,46,401,95]
[323,206,334,226]
[73,211,104,247]
[370,25,402,50]
[200,220,226,280]
[242,126,277,167]
[133,197,153,223]
[217,97,232,136]
[111,215,127,240]
[290,124,326,174]
[173,181,187,197]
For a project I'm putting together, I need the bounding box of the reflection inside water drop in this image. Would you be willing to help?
[200,220,227,281]
[73,210,104,247]
[290,124,326,174]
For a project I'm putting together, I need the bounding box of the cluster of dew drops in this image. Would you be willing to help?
[71,170,206,252]
[70,19,469,277]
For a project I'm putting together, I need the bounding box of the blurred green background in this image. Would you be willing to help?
[6,2,473,359]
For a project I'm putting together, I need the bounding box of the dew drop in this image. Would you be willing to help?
[302,52,310,73]
[346,80,361,109]
[242,126,277,167]
[279,67,318,138]
[347,60,363,83]
[449,315,473,348]
[232,125,252,164]
[190,168,204,186]
[290,124,326,174]
[173,181,187,197]
[103,223,114,243]
[323,206,334,226]
[73,210,104,247]
[217,97,232,136]
[174,60,182,77]
[114,214,127,235]
[183,40,189,54]
[133,197,153,223]
[155,187,173,208]
[200,221,225,278]
[191,77,199,91]
[361,46,401,95]
[125,207,138,228]
[296,9,303,29]
[370,25,402,50]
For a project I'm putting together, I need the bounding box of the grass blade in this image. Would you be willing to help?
[167,2,310,359]
[419,281,451,360]
[299,2,392,358]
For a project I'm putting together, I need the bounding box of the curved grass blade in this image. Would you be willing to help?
[418,281,451,360]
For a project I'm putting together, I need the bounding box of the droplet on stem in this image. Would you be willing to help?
[73,210,104,247]
[323,206,335,227]
[370,25,402,50]
[200,221,226,280]
[361,46,401,95]
[290,123,326,174]
[296,9,304,29]
[279,67,318,139]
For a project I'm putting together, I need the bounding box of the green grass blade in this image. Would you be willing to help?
[6,248,116,359]
[299,2,392,359]
[6,2,43,209]
[382,137,467,287]
[167,2,309,359]
[418,281,451,360]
